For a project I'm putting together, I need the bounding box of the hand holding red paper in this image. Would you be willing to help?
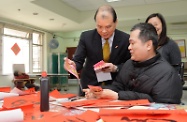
[64,57,79,79]
[84,85,103,99]
[93,89,118,100]
[93,60,105,71]
[94,60,115,72]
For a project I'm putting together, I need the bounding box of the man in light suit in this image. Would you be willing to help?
[64,5,130,96]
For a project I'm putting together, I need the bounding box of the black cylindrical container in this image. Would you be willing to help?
[40,72,49,112]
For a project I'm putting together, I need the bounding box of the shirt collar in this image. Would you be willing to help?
[101,32,115,46]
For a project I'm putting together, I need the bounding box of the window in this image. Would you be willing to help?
[1,27,43,74]
[32,32,43,72]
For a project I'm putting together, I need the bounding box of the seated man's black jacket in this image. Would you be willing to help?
[104,53,183,104]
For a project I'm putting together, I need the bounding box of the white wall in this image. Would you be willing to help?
[53,31,82,52]
[0,75,14,87]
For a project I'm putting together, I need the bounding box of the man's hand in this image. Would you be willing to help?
[88,85,103,92]
[101,63,118,73]
[64,57,76,69]
[93,89,118,100]
[83,89,96,99]
[83,88,118,100]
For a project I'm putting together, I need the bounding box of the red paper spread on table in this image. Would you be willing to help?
[50,89,76,98]
[84,99,150,107]
[23,105,59,122]
[62,99,110,108]
[100,109,187,122]
[3,94,39,109]
[0,86,11,92]
[24,88,36,94]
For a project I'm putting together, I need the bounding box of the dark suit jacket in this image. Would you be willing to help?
[72,29,130,89]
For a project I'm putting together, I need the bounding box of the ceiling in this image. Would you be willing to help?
[0,0,187,34]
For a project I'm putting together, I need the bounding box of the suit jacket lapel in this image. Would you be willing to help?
[109,30,121,62]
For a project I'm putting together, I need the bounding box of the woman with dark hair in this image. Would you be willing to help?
[145,13,183,84]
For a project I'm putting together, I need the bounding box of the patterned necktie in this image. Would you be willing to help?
[103,39,110,62]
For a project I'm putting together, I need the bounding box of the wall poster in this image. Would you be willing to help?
[174,39,186,58]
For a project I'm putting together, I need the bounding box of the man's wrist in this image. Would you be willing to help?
[116,66,119,72]
[112,92,119,100]
[113,65,119,72]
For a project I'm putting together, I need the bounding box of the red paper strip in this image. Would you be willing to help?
[50,89,77,99]
[93,60,105,70]
[84,99,150,108]
[62,99,110,108]
[0,86,11,92]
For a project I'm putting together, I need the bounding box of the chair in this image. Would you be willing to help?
[179,62,185,85]
[181,62,187,90]
[12,64,35,90]
[178,62,187,105]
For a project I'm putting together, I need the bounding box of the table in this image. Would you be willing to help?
[28,73,70,77]
[1,90,187,122]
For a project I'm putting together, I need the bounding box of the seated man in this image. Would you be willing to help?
[13,70,40,91]
[83,23,183,104]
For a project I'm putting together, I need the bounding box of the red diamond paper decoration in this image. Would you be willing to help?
[11,43,21,55]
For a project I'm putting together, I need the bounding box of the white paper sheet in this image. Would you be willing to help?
[95,70,112,82]
[0,100,3,108]
[10,87,36,96]
[10,87,28,96]
[0,109,24,122]
[50,98,70,106]
[0,92,19,100]
[75,106,123,113]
